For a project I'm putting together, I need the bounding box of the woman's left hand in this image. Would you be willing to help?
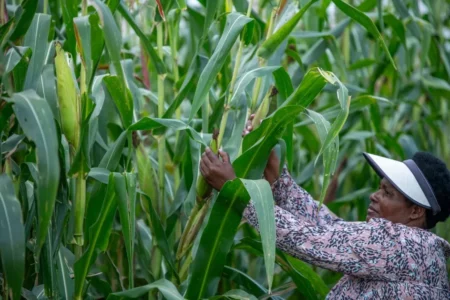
[200,148,236,191]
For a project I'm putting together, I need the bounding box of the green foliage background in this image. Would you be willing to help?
[0,0,449,299]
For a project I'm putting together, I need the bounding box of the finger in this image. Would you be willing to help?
[205,147,218,162]
[201,151,211,165]
[200,162,208,177]
[246,125,253,131]
[249,114,255,120]
[219,149,230,163]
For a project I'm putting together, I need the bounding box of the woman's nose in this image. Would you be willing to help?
[369,192,378,203]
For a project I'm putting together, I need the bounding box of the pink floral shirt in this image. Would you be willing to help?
[243,169,450,299]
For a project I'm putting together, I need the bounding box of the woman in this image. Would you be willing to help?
[199,121,450,299]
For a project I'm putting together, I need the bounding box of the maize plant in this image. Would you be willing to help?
[0,0,449,299]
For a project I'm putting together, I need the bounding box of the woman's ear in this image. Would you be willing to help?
[409,205,426,221]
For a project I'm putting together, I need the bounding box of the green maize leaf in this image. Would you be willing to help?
[60,0,78,58]
[222,266,268,297]
[229,66,280,107]
[210,289,258,300]
[331,0,397,70]
[202,0,221,40]
[273,67,294,168]
[0,174,25,300]
[295,95,389,127]
[129,117,206,146]
[186,179,251,298]
[237,68,327,179]
[107,279,183,300]
[383,13,406,46]
[93,0,130,103]
[54,43,80,148]
[84,132,127,240]
[88,167,110,184]
[176,0,186,9]
[286,255,329,298]
[307,109,339,207]
[5,0,38,44]
[11,90,60,256]
[273,67,294,105]
[3,46,32,94]
[41,227,57,298]
[163,55,197,118]
[239,179,275,293]
[37,65,60,125]
[348,58,376,71]
[257,0,318,60]
[56,248,74,300]
[74,15,105,89]
[104,75,134,128]
[0,19,15,47]
[391,0,422,39]
[313,69,349,164]
[235,238,326,300]
[189,13,252,121]
[23,14,51,90]
[421,76,450,91]
[74,173,117,299]
[136,220,154,282]
[117,2,166,75]
[140,194,179,280]
[302,18,350,66]
[114,173,137,288]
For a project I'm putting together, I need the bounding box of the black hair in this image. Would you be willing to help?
[412,152,450,229]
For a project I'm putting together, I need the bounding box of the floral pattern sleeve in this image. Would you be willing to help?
[271,167,340,225]
[244,202,428,280]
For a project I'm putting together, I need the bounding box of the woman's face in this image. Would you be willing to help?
[366,178,414,223]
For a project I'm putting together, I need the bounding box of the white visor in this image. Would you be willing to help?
[363,153,440,215]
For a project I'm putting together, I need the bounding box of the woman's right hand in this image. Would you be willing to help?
[242,114,280,185]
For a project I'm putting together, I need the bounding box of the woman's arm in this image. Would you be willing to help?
[244,201,403,281]
[272,167,340,226]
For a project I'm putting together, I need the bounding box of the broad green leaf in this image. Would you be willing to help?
[104,76,134,128]
[331,0,396,70]
[257,0,317,59]
[235,238,327,299]
[2,46,32,94]
[85,132,128,235]
[185,179,251,298]
[422,76,450,91]
[60,0,78,58]
[129,117,206,145]
[117,2,166,74]
[229,66,280,107]
[0,19,15,47]
[0,174,25,300]
[37,65,60,125]
[114,173,137,288]
[211,289,258,300]
[88,167,111,184]
[189,13,252,121]
[239,179,275,293]
[74,174,117,299]
[141,194,178,279]
[202,0,221,39]
[302,19,350,66]
[383,13,406,46]
[11,90,60,255]
[56,248,74,300]
[222,266,268,297]
[136,220,154,282]
[237,69,327,179]
[273,67,294,104]
[23,14,51,90]
[107,279,183,300]
[73,14,105,88]
[93,0,130,108]
[6,0,38,43]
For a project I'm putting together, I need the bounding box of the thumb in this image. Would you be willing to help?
[219,149,230,163]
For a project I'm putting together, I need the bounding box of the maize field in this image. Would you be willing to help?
[0,0,449,299]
